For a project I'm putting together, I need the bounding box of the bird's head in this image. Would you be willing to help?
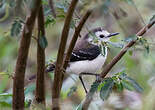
[85,27,119,45]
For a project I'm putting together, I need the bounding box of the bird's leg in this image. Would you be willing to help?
[79,73,100,94]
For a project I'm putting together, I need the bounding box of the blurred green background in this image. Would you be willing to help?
[0,0,155,109]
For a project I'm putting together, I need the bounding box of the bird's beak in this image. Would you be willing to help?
[106,32,119,38]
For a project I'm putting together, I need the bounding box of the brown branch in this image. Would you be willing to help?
[35,5,46,106]
[63,10,92,76]
[13,0,41,110]
[82,17,155,110]
[26,10,92,86]
[48,0,56,18]
[52,0,78,110]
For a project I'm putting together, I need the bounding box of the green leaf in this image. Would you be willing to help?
[75,102,82,110]
[0,101,11,107]
[100,78,114,100]
[115,82,124,92]
[67,86,77,97]
[123,34,137,42]
[90,81,101,93]
[125,76,143,93]
[0,93,12,97]
[24,84,35,95]
[39,35,48,49]
[11,19,23,37]
[99,45,106,56]
[45,15,56,27]
[107,41,124,48]
[123,0,134,5]
[149,15,155,24]
[42,0,48,5]
[137,37,150,54]
[70,20,76,29]
[119,72,127,79]
[128,50,133,56]
[25,99,32,108]
[55,2,68,13]
[121,80,135,91]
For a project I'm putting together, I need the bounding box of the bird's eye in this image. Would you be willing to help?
[99,34,104,38]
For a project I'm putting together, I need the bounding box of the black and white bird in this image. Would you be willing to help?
[45,27,119,93]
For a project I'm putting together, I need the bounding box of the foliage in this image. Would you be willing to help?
[99,78,114,100]
[0,0,155,110]
[87,71,143,101]
[39,34,48,49]
[10,18,24,37]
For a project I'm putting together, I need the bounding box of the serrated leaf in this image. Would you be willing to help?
[115,82,124,92]
[90,81,101,93]
[11,19,22,37]
[125,76,143,93]
[39,35,48,49]
[137,37,150,54]
[45,15,56,27]
[119,72,127,79]
[67,86,77,97]
[121,80,135,91]
[100,78,114,100]
[149,15,155,24]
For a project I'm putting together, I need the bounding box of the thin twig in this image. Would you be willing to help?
[52,0,78,110]
[63,10,92,73]
[48,0,56,18]
[35,4,46,106]
[13,0,41,109]
[82,17,155,110]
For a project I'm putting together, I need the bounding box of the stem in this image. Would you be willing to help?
[82,17,155,110]
[63,10,92,73]
[52,0,78,110]
[35,5,46,106]
[48,0,56,18]
[13,0,41,109]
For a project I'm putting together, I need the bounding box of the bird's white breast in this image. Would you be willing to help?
[66,53,107,75]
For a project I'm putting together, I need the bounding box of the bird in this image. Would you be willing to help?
[45,27,119,93]
[29,27,119,93]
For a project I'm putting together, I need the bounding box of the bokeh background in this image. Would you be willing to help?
[0,0,155,109]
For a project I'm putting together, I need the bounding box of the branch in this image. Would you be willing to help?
[48,0,56,18]
[35,4,46,106]
[100,18,155,78]
[63,9,92,77]
[13,0,41,109]
[82,16,155,110]
[52,0,78,110]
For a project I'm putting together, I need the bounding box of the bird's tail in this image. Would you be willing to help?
[45,63,55,73]
[28,63,55,81]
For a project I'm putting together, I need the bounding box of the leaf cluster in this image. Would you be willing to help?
[88,71,143,101]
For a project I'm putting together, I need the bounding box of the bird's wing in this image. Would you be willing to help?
[70,45,100,62]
